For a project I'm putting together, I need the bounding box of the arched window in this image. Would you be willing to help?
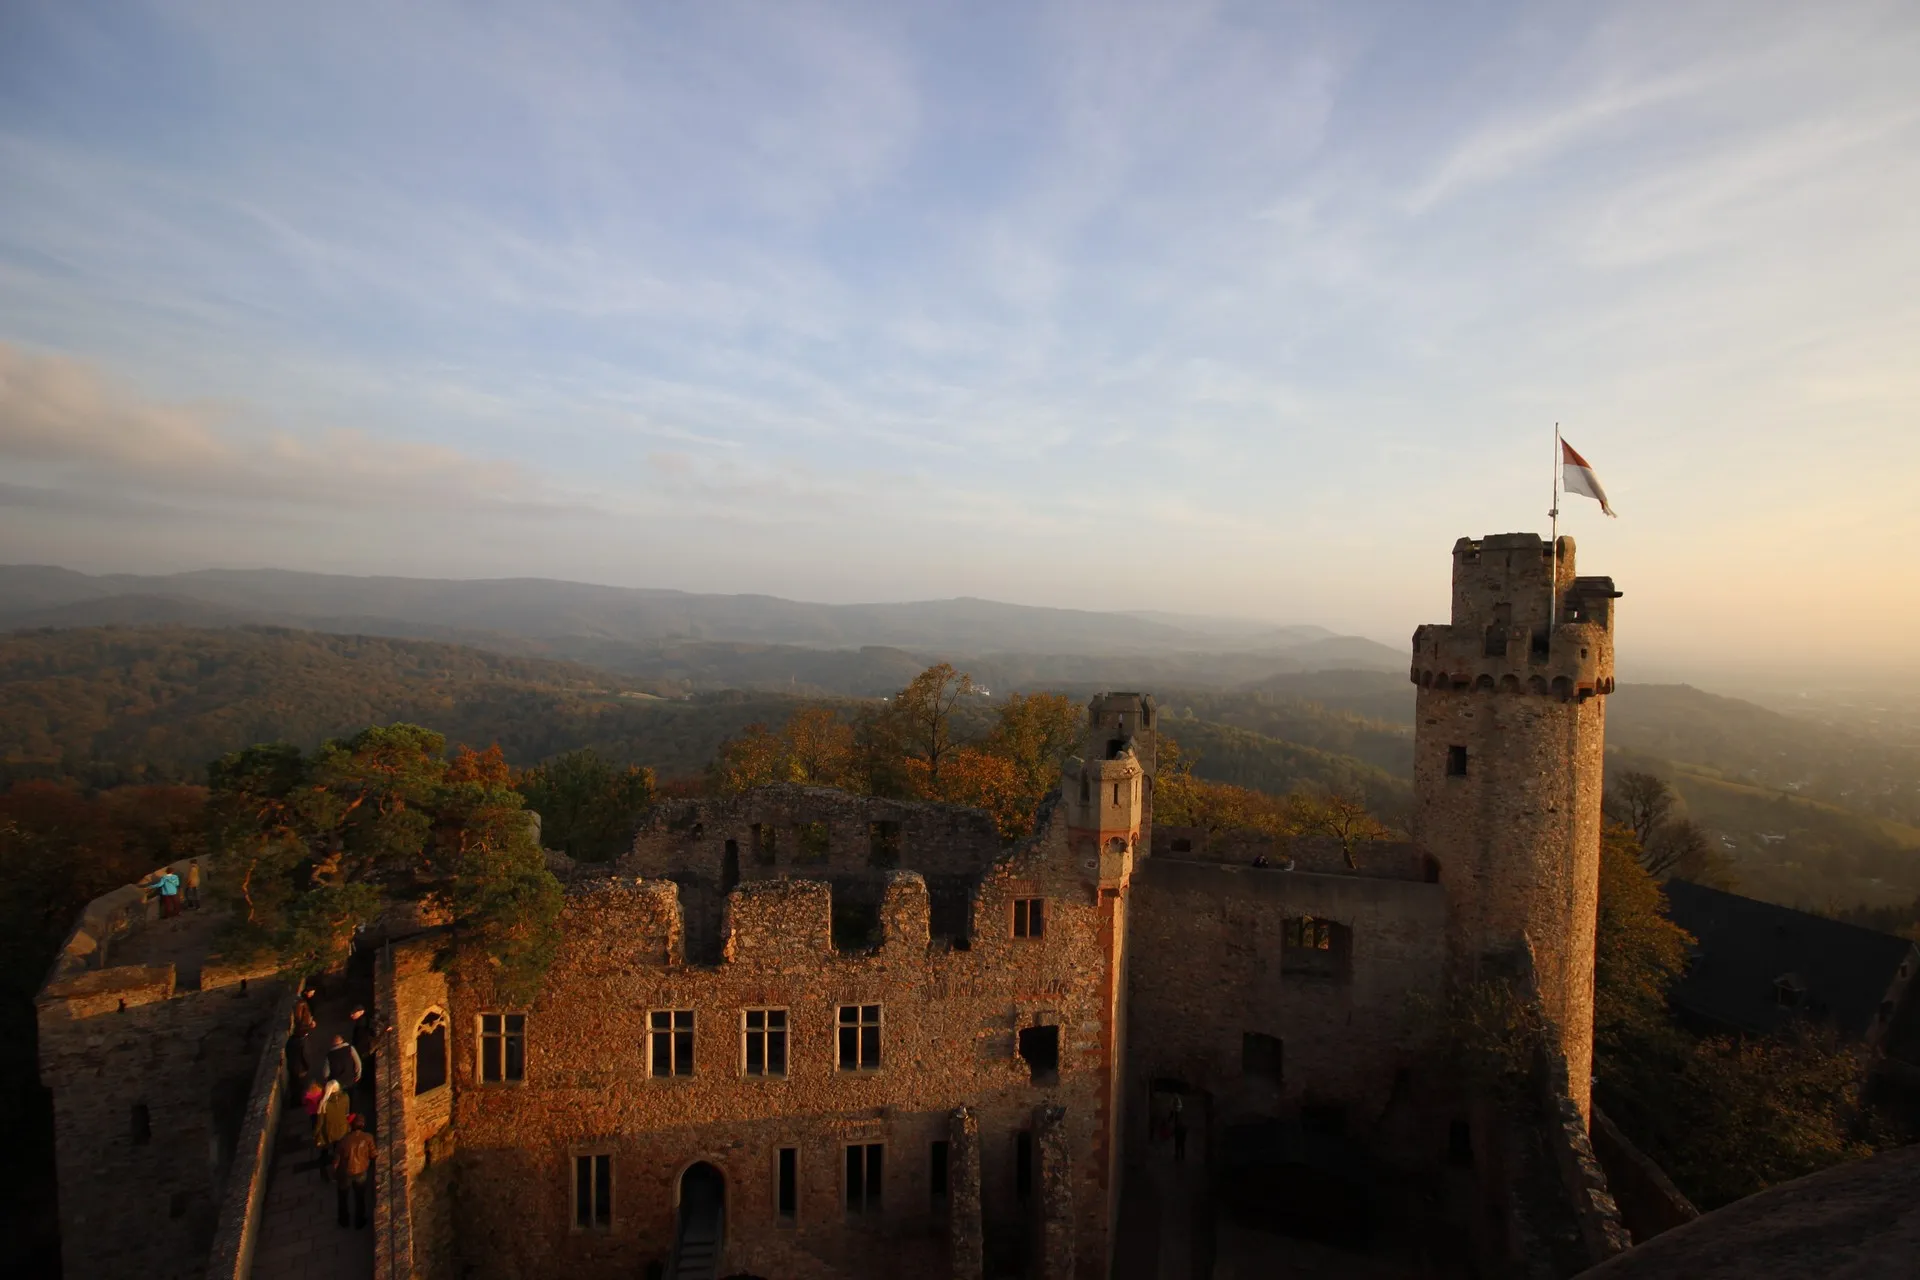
[415,1010,449,1095]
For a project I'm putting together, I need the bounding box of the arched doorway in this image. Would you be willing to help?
[675,1163,726,1278]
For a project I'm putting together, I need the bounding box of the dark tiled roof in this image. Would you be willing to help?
[1664,880,1917,1040]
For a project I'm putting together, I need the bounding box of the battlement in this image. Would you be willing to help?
[560,871,941,968]
[1415,532,1620,700]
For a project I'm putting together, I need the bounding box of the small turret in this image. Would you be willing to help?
[1063,693,1156,889]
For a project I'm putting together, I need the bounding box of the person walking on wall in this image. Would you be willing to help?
[183,858,202,909]
[314,1080,351,1179]
[285,1028,309,1099]
[293,987,319,1037]
[324,1032,362,1094]
[142,868,182,920]
[332,1114,376,1228]
[349,1006,379,1113]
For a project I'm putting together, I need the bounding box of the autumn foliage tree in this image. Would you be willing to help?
[210,725,563,997]
[1591,822,1876,1209]
[517,748,656,862]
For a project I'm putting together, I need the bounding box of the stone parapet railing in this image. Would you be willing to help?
[204,983,299,1280]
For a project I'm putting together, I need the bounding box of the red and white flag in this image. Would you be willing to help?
[1561,439,1616,517]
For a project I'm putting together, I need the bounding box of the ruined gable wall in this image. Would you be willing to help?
[426,804,1117,1280]
[1125,857,1446,1148]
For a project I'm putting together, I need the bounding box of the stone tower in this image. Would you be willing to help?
[1410,533,1619,1116]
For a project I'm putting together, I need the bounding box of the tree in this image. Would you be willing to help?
[1592,822,1875,1211]
[208,726,563,996]
[1152,735,1301,842]
[1290,788,1389,869]
[517,748,656,862]
[710,709,859,795]
[984,693,1083,800]
[1606,770,1676,850]
[879,663,974,789]
[1644,817,1735,886]
[1593,824,1693,1049]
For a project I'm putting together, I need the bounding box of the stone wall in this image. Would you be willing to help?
[36,857,285,1280]
[1125,855,1447,1144]
[204,987,301,1280]
[384,794,1122,1280]
[38,963,285,1279]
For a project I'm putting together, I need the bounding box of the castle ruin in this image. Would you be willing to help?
[39,532,1626,1279]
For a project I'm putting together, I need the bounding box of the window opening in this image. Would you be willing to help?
[415,1011,448,1094]
[1170,837,1192,854]
[795,821,830,865]
[130,1102,151,1146]
[1019,1025,1060,1084]
[751,823,777,866]
[1282,917,1349,980]
[929,1140,949,1204]
[574,1153,612,1229]
[777,1147,798,1220]
[744,1009,787,1077]
[479,1012,526,1083]
[845,1143,883,1214]
[1015,1131,1033,1201]
[1448,1118,1474,1167]
[1012,898,1045,938]
[1242,1032,1283,1081]
[721,839,740,893]
[838,1004,882,1070]
[868,820,902,868]
[1446,745,1469,776]
[1113,782,1121,806]
[649,1010,694,1077]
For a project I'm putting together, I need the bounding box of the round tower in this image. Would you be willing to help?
[1410,533,1620,1118]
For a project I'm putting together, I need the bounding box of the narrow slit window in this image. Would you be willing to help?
[846,1143,883,1214]
[777,1147,798,1220]
[929,1140,949,1204]
[573,1153,612,1230]
[649,1010,694,1077]
[1012,898,1045,938]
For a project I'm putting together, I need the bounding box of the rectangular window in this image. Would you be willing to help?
[1446,745,1469,776]
[1242,1032,1283,1080]
[777,1146,798,1220]
[479,1012,526,1083]
[1282,917,1347,980]
[929,1140,949,1204]
[838,1004,882,1070]
[796,820,830,865]
[868,819,902,867]
[1015,1131,1033,1201]
[649,1010,694,1077]
[1018,1025,1060,1084]
[744,1009,788,1078]
[845,1143,883,1214]
[751,822,778,865]
[573,1153,612,1230]
[1012,898,1045,938]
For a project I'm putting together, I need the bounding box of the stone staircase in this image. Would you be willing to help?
[668,1208,721,1280]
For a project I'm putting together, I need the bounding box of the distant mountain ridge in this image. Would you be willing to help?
[0,564,1406,667]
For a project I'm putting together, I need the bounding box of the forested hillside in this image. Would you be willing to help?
[0,627,814,783]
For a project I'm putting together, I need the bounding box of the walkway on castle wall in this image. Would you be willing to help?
[248,999,375,1280]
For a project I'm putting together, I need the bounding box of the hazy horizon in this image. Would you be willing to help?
[3,1,1916,679]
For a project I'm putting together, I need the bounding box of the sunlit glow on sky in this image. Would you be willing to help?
[2,1,1916,679]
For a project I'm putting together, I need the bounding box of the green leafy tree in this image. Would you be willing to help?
[209,727,563,996]
[518,748,656,862]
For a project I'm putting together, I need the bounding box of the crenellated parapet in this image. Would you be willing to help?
[1410,533,1619,700]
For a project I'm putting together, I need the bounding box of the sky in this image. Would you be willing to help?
[1,0,1916,682]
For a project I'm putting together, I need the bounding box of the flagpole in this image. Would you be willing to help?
[1549,423,1561,638]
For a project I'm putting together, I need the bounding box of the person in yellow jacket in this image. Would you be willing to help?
[313,1079,351,1179]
